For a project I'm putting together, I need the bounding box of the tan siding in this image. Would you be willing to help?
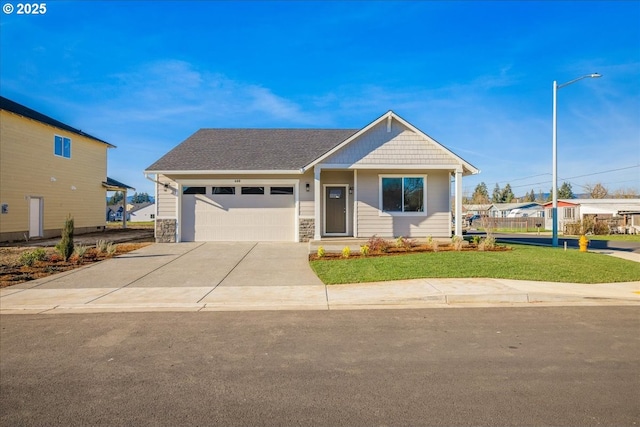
[1,110,108,239]
[325,120,457,167]
[156,175,177,217]
[355,169,451,238]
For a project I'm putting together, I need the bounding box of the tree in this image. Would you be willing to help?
[491,183,502,203]
[585,183,609,199]
[55,215,74,261]
[522,189,535,202]
[471,182,490,204]
[558,182,575,199]
[131,192,152,203]
[108,191,124,205]
[612,188,638,199]
[501,184,514,203]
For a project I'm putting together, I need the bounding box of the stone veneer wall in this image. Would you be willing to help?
[155,219,176,243]
[299,218,315,242]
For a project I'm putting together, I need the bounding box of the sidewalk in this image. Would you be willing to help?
[2,277,638,314]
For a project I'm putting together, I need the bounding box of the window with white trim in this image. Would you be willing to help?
[54,135,71,158]
[564,207,576,219]
[380,176,425,214]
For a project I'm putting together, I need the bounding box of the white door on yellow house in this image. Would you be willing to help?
[29,197,42,238]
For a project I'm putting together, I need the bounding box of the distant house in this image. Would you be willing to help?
[129,203,155,222]
[543,199,640,233]
[489,202,541,218]
[0,96,133,242]
[145,111,479,242]
[462,204,491,217]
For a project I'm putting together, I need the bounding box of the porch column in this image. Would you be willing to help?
[454,169,463,237]
[122,189,128,229]
[314,166,321,240]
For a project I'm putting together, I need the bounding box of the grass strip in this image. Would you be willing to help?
[310,244,640,285]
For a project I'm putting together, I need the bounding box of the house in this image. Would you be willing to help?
[543,199,640,233]
[145,111,479,243]
[488,202,541,218]
[0,96,132,242]
[129,203,156,222]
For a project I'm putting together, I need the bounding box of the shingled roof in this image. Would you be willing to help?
[0,96,113,146]
[145,128,358,172]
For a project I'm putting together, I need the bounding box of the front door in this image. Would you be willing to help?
[325,186,347,235]
[29,197,42,238]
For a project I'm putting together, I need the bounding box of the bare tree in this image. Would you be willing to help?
[584,183,609,199]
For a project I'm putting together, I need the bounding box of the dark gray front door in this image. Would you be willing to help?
[326,186,346,234]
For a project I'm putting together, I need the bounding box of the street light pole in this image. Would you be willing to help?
[551,73,601,247]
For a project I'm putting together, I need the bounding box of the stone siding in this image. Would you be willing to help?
[155,219,176,243]
[299,218,315,242]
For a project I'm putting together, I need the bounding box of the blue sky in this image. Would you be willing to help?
[2,1,639,198]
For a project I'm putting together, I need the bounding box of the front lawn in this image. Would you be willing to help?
[310,244,640,285]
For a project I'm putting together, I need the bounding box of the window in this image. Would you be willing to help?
[241,187,264,195]
[270,187,294,195]
[54,135,71,158]
[150,214,155,219]
[380,176,425,213]
[213,187,235,195]
[183,186,206,195]
[564,207,576,219]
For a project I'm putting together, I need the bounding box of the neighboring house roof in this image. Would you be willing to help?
[463,204,492,212]
[490,202,540,211]
[102,177,135,191]
[0,96,114,147]
[130,202,154,213]
[145,128,358,172]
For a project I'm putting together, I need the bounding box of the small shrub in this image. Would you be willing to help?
[432,239,439,252]
[317,246,326,258]
[96,239,109,254]
[367,235,390,253]
[73,244,88,260]
[472,235,481,245]
[106,242,117,256]
[18,248,46,267]
[483,235,496,250]
[55,215,74,261]
[360,245,370,257]
[342,246,351,258]
[452,235,464,251]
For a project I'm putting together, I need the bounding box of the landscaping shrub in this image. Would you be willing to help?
[342,246,351,258]
[317,246,326,258]
[367,235,390,253]
[452,235,464,251]
[96,239,109,254]
[360,244,370,257]
[18,248,46,267]
[73,244,88,261]
[106,242,117,256]
[395,236,416,251]
[55,215,74,261]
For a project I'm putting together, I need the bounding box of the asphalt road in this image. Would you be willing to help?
[2,308,639,426]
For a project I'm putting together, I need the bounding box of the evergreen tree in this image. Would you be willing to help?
[501,184,514,203]
[55,215,74,261]
[471,182,490,204]
[558,182,575,199]
[108,191,124,205]
[491,183,502,203]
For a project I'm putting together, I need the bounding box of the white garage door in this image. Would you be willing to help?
[181,185,295,242]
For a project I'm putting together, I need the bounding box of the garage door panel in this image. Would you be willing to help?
[182,191,295,242]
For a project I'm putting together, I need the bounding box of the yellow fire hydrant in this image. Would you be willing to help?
[579,235,589,252]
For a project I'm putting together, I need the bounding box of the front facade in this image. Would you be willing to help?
[0,96,116,242]
[145,112,479,243]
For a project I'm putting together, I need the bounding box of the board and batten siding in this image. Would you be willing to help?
[355,169,451,238]
[0,110,108,240]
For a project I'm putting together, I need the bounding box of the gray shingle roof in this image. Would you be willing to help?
[146,128,358,171]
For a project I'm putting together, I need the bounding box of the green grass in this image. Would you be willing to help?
[569,234,640,242]
[310,244,640,285]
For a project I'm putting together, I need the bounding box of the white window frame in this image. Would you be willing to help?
[378,174,427,216]
[54,135,72,159]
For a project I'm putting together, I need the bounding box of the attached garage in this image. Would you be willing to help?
[180,183,297,242]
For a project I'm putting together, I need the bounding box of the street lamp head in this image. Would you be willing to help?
[590,73,602,78]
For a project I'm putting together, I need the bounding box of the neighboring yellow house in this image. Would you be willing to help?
[0,96,131,242]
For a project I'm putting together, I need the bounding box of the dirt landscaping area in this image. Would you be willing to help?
[1,228,154,288]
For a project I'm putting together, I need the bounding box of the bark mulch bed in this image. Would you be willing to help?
[309,243,510,261]
[0,243,151,288]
